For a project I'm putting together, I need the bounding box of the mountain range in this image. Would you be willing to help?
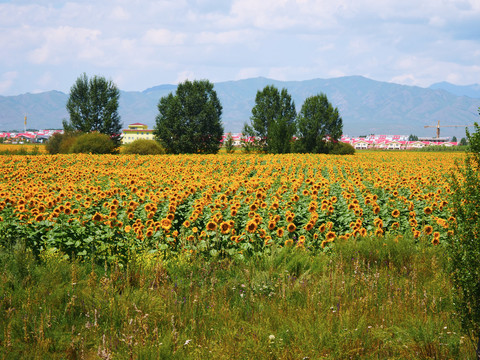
[1,76,479,137]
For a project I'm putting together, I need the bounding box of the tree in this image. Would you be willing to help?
[408,134,419,141]
[243,85,296,153]
[224,132,235,153]
[295,93,343,153]
[154,80,223,154]
[452,135,457,142]
[460,137,467,146]
[63,73,122,146]
[448,108,480,358]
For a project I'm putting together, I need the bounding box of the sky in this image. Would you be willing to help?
[1,0,480,96]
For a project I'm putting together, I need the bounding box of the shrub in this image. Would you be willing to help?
[447,119,480,357]
[70,132,116,154]
[123,139,165,155]
[329,141,355,155]
[45,132,82,154]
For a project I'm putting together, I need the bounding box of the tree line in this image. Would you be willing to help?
[49,73,351,155]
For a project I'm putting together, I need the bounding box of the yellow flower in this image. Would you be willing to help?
[284,239,294,247]
[424,225,433,235]
[206,221,217,231]
[287,223,296,233]
[246,220,257,233]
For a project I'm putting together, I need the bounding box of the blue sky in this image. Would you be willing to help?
[1,0,479,95]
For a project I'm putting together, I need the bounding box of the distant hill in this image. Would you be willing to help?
[429,82,480,99]
[1,76,479,137]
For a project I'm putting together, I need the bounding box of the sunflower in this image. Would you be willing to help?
[374,228,384,237]
[277,227,285,237]
[161,218,172,231]
[424,206,433,215]
[424,224,434,235]
[92,212,103,222]
[268,221,276,230]
[264,237,272,246]
[183,220,191,228]
[391,209,400,218]
[326,231,336,241]
[220,221,231,234]
[431,237,440,246]
[124,225,132,233]
[287,223,296,233]
[304,222,314,231]
[35,214,44,222]
[206,221,217,231]
[318,223,326,233]
[391,222,400,230]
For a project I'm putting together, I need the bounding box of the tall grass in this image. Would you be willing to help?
[0,236,475,359]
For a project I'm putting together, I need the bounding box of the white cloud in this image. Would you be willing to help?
[27,26,102,65]
[110,6,131,21]
[175,70,196,84]
[0,71,18,94]
[194,29,255,45]
[143,29,187,46]
[1,0,480,94]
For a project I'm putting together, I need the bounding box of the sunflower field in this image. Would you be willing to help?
[0,152,462,261]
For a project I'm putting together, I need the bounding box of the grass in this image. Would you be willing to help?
[0,236,476,359]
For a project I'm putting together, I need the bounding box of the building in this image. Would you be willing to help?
[122,123,155,144]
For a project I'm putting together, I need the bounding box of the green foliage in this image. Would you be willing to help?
[64,73,123,146]
[408,134,419,141]
[295,93,343,154]
[460,137,468,146]
[243,85,296,153]
[447,116,480,352]
[452,135,457,142]
[70,132,116,154]
[45,132,81,154]
[329,141,355,155]
[224,132,235,153]
[154,79,224,154]
[123,139,166,155]
[410,145,468,152]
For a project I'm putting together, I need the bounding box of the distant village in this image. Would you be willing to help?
[0,122,460,150]
[221,133,459,150]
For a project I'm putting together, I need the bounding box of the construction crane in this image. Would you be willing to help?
[424,120,474,139]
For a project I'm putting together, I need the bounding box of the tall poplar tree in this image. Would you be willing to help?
[243,85,296,153]
[63,73,122,146]
[295,93,343,153]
